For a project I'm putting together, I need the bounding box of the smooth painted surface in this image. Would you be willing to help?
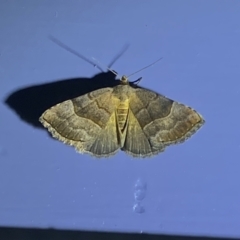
[0,0,240,238]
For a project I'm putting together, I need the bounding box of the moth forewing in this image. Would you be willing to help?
[40,73,204,157]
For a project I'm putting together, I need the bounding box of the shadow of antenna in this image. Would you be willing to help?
[49,35,129,72]
[108,43,130,68]
[49,35,104,72]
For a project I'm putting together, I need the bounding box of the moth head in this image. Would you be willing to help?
[120,75,129,85]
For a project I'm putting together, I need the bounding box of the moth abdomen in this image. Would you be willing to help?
[116,101,129,132]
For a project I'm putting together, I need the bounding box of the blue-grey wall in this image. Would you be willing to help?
[0,0,239,238]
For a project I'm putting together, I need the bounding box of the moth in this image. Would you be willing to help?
[39,75,204,157]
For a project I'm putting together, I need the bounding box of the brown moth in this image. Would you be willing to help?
[39,75,204,157]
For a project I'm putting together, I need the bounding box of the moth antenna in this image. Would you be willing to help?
[108,44,130,68]
[127,57,163,78]
[91,57,121,79]
[49,35,104,72]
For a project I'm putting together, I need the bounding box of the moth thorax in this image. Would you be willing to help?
[117,100,129,132]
